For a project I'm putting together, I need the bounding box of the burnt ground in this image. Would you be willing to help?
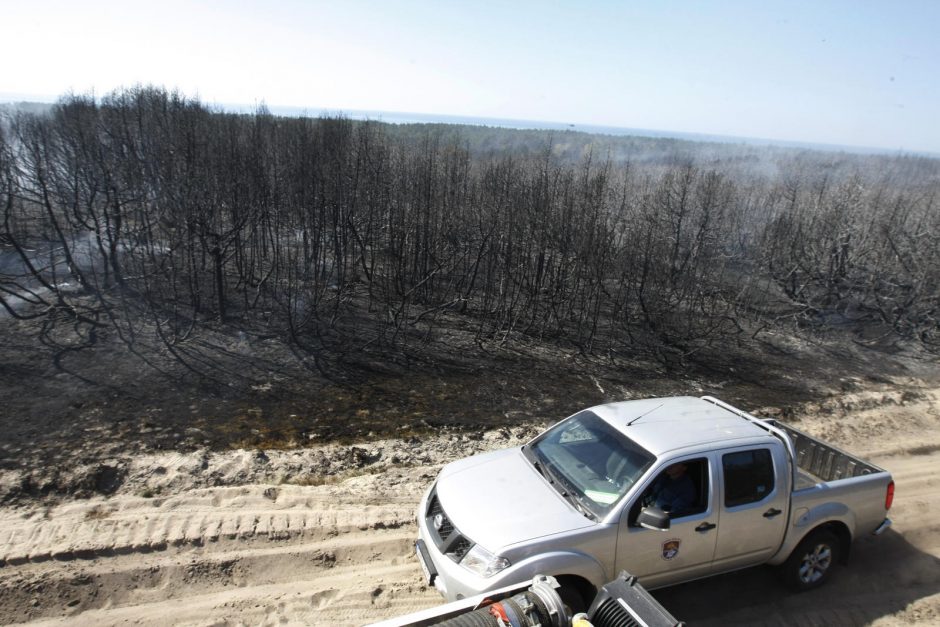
[0,307,936,500]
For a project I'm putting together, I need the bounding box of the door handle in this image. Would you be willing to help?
[695,522,716,532]
[763,508,782,518]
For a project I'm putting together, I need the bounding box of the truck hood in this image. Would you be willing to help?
[434,447,594,551]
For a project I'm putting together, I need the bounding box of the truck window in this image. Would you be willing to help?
[723,449,775,507]
[636,458,709,519]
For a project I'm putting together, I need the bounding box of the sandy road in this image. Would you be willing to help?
[0,475,443,625]
[0,386,938,626]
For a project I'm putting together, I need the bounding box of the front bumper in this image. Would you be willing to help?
[414,538,437,586]
[415,486,524,601]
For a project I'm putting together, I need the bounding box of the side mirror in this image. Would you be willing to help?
[637,506,670,531]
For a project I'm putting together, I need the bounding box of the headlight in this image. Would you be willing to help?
[459,544,510,578]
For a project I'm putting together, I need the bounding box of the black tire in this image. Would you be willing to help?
[781,529,840,591]
[557,585,587,615]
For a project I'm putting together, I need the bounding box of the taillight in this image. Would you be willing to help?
[885,481,895,510]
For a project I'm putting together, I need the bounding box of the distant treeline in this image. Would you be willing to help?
[1,87,938,369]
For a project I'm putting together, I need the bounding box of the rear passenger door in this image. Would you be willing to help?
[712,446,789,573]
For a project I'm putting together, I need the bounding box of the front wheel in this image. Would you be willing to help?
[781,529,840,591]
[557,585,586,615]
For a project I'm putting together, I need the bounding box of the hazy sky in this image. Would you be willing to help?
[2,0,938,152]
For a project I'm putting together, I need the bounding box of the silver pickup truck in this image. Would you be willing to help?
[415,396,894,607]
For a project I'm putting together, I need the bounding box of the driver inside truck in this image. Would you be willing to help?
[645,462,696,516]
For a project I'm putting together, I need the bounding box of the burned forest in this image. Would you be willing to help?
[0,86,939,460]
[2,88,938,372]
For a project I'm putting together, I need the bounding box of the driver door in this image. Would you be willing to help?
[614,455,719,588]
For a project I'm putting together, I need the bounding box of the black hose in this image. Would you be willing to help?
[434,608,499,627]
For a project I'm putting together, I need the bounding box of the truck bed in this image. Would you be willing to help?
[766,419,883,487]
[765,417,892,556]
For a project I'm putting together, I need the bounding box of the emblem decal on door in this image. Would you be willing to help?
[661,538,681,560]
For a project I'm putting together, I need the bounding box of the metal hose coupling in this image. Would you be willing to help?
[435,575,571,627]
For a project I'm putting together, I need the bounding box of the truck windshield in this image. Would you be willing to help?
[526,411,654,518]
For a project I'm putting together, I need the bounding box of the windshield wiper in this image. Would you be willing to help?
[530,451,557,486]
[567,489,599,521]
[555,476,598,521]
[524,445,552,482]
[533,449,597,520]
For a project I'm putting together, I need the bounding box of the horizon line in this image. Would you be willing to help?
[2,91,937,159]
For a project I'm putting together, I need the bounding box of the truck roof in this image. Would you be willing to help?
[589,396,771,457]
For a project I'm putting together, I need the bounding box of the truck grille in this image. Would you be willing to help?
[427,494,455,538]
[450,536,473,558]
[426,490,474,561]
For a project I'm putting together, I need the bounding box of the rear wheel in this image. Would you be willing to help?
[782,529,840,591]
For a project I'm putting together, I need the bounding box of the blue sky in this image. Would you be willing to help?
[2,0,938,152]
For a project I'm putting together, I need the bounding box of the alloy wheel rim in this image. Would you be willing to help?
[798,543,832,584]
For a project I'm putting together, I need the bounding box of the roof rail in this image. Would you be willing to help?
[700,395,798,484]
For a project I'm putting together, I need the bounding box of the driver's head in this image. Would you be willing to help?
[665,462,687,479]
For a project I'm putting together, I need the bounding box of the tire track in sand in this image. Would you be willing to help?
[0,479,442,625]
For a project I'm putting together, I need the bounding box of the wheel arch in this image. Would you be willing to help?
[777,520,852,566]
[512,548,607,582]
[769,502,856,566]
[812,520,852,565]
